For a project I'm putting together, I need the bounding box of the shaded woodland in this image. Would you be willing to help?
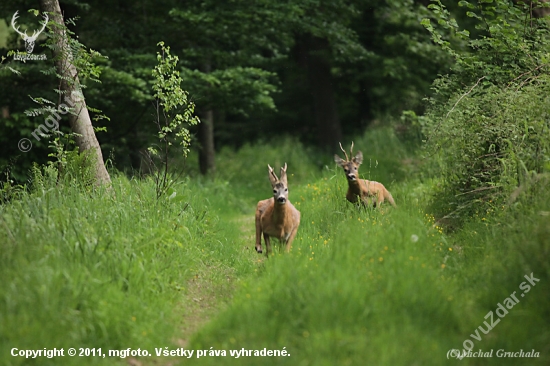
[1,0,456,178]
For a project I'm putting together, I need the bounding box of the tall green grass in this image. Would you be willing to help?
[208,129,411,213]
[190,171,461,365]
[0,163,257,365]
[1,127,548,365]
[189,129,549,365]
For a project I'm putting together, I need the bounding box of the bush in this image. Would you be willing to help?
[419,0,550,226]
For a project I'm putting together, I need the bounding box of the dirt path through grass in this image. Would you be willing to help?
[175,214,257,347]
[137,213,258,365]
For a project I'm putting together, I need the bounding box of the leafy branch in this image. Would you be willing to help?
[147,42,200,199]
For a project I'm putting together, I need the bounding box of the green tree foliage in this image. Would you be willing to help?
[352,0,455,117]
[148,42,200,198]
[0,4,109,182]
[420,0,550,225]
[1,0,453,177]
[0,5,57,180]
[169,0,284,113]
[270,0,453,144]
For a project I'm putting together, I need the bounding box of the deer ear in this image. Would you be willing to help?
[352,151,363,165]
[334,154,345,167]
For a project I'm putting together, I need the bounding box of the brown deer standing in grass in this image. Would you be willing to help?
[255,163,301,256]
[334,142,396,208]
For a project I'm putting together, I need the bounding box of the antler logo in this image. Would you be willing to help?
[11,11,49,54]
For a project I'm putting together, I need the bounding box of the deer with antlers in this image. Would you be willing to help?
[334,142,396,208]
[11,11,49,54]
[255,163,301,256]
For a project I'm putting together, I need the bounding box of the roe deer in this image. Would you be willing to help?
[255,163,301,256]
[334,142,396,208]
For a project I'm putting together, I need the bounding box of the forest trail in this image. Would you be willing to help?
[174,214,258,349]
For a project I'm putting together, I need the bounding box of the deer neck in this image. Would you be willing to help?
[347,179,363,195]
[272,199,291,222]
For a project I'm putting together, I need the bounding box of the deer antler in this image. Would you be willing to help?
[11,11,28,39]
[339,142,349,161]
[349,141,354,158]
[268,164,278,184]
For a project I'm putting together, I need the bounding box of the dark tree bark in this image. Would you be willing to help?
[198,60,216,175]
[296,34,343,152]
[531,0,550,18]
[512,0,550,18]
[40,0,111,186]
[198,109,215,175]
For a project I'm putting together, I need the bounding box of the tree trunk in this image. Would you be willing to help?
[198,109,215,175]
[198,60,216,175]
[296,35,342,152]
[532,0,550,18]
[40,0,111,186]
[513,0,550,18]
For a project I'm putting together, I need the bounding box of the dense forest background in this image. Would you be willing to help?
[1,0,464,178]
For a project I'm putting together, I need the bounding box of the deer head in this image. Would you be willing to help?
[11,11,49,54]
[334,142,364,182]
[268,163,289,204]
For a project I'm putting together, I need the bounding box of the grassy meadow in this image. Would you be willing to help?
[1,128,549,365]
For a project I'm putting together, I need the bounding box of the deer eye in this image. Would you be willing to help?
[285,188,288,192]
[273,189,277,194]
[354,167,357,170]
[344,168,349,173]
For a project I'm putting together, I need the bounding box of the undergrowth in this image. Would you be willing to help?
[1,126,548,366]
[0,160,257,366]
[190,149,550,366]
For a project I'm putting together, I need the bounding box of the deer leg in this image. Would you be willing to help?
[263,233,271,257]
[255,210,263,253]
[360,193,370,208]
[285,227,299,253]
[376,191,385,208]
